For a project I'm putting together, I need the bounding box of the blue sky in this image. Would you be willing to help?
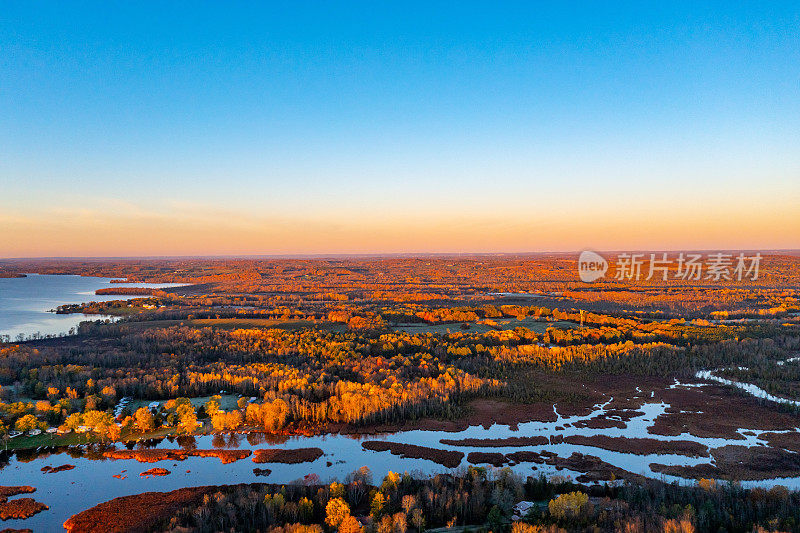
[1,2,799,256]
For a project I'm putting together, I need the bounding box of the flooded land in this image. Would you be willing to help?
[3,376,800,530]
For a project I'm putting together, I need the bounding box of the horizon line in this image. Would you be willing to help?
[2,248,799,262]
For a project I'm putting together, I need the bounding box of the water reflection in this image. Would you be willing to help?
[4,397,800,531]
[176,435,198,449]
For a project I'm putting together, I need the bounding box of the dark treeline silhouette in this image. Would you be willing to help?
[147,468,800,533]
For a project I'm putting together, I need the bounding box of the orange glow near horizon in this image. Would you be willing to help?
[2,200,798,258]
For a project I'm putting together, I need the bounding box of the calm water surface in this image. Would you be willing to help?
[2,398,799,531]
[0,274,184,340]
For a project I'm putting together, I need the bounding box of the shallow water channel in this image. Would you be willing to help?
[3,397,798,531]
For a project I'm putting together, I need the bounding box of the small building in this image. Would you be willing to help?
[512,501,537,520]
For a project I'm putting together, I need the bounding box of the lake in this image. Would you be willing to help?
[0,273,185,341]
